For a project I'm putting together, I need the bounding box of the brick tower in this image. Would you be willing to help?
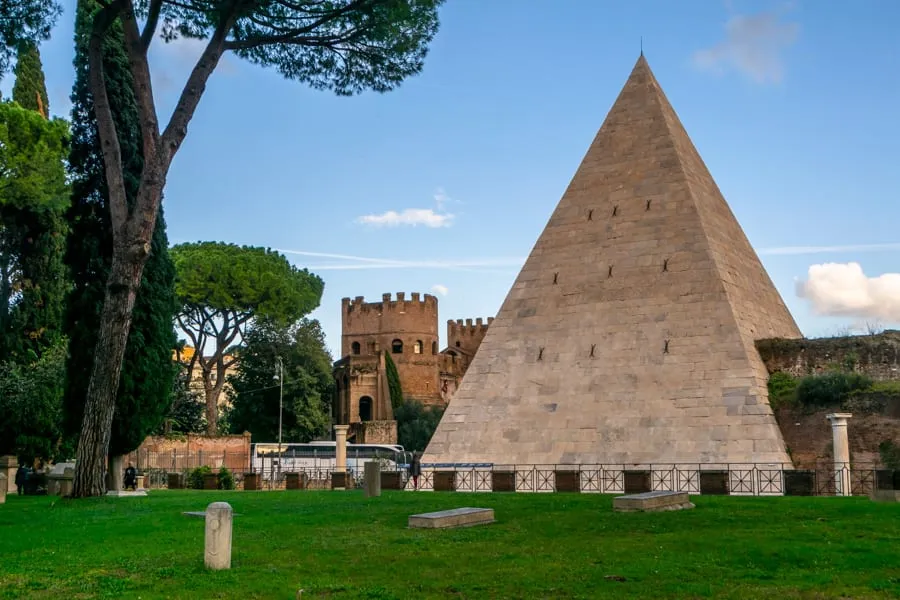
[333,293,442,442]
[423,56,802,466]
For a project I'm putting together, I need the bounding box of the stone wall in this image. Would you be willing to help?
[127,433,251,472]
[757,330,900,381]
[351,420,398,445]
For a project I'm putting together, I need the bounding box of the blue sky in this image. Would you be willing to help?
[3,0,899,358]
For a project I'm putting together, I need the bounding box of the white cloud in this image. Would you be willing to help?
[796,262,900,322]
[693,10,799,84]
[356,208,454,228]
[431,284,449,296]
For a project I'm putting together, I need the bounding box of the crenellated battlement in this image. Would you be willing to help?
[448,317,494,336]
[342,292,438,315]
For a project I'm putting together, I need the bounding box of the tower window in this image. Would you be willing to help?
[351,341,361,355]
[391,339,403,354]
[432,341,438,355]
[455,341,461,348]
[367,340,376,354]
[414,340,423,354]
[359,396,373,422]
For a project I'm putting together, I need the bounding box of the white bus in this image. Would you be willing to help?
[250,442,408,480]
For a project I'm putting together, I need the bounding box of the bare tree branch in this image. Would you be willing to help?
[140,0,163,51]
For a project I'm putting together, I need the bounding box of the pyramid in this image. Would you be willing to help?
[423,56,802,466]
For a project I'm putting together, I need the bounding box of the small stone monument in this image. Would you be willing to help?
[0,472,7,504]
[613,491,695,512]
[364,461,381,498]
[204,502,233,570]
[408,507,495,529]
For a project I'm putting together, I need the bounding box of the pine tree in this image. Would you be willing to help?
[11,41,49,116]
[63,0,177,460]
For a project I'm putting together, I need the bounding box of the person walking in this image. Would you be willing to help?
[409,452,422,490]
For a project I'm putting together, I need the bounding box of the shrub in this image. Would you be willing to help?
[217,466,235,490]
[879,440,900,470]
[187,465,212,489]
[795,372,873,408]
[767,372,799,410]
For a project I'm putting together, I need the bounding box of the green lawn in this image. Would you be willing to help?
[0,490,898,599]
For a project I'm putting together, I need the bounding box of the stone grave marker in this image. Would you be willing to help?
[364,461,381,498]
[204,502,233,570]
[408,507,494,529]
[0,472,7,504]
[613,491,695,513]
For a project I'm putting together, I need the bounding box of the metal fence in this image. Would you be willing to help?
[403,462,892,497]
[130,456,896,497]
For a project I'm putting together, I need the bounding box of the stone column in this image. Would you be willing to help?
[364,461,381,498]
[0,455,17,495]
[334,425,349,473]
[826,413,853,497]
[0,472,7,504]
[204,502,233,570]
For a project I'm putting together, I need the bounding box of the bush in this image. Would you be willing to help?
[218,466,235,490]
[879,440,900,470]
[395,399,445,452]
[795,372,873,408]
[187,465,212,489]
[767,372,799,410]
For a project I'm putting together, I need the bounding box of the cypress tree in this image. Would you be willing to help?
[1,41,68,362]
[384,350,404,410]
[12,41,50,116]
[63,0,177,458]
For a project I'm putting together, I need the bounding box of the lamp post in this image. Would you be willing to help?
[276,356,284,480]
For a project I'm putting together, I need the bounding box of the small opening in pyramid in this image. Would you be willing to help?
[590,344,596,358]
[664,339,670,354]
[538,347,544,361]
[587,209,593,221]
[612,205,618,217]
[608,265,613,278]
[553,272,558,284]
[646,199,652,211]
[663,259,669,272]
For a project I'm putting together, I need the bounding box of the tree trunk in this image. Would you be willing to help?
[204,385,218,436]
[71,248,148,497]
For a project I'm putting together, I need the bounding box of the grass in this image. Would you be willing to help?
[1,490,899,599]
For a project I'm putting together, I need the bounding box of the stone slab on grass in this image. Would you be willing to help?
[408,507,494,529]
[613,491,695,513]
[871,490,900,503]
[105,490,148,498]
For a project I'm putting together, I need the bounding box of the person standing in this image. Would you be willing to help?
[15,465,27,496]
[409,452,422,490]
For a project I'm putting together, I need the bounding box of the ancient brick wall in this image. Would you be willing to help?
[351,420,398,445]
[757,331,900,381]
[447,318,493,356]
[127,433,251,472]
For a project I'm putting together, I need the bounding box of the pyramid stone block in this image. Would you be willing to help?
[423,56,801,467]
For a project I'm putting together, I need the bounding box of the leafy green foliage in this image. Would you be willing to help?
[795,372,874,409]
[879,440,900,470]
[0,1,60,78]
[149,0,443,96]
[0,101,68,211]
[63,0,177,457]
[394,399,444,452]
[158,365,207,435]
[767,372,799,410]
[0,336,67,463]
[218,466,235,490]
[172,242,324,433]
[187,465,212,490]
[384,350,403,411]
[171,242,323,321]
[11,41,49,114]
[227,318,333,443]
